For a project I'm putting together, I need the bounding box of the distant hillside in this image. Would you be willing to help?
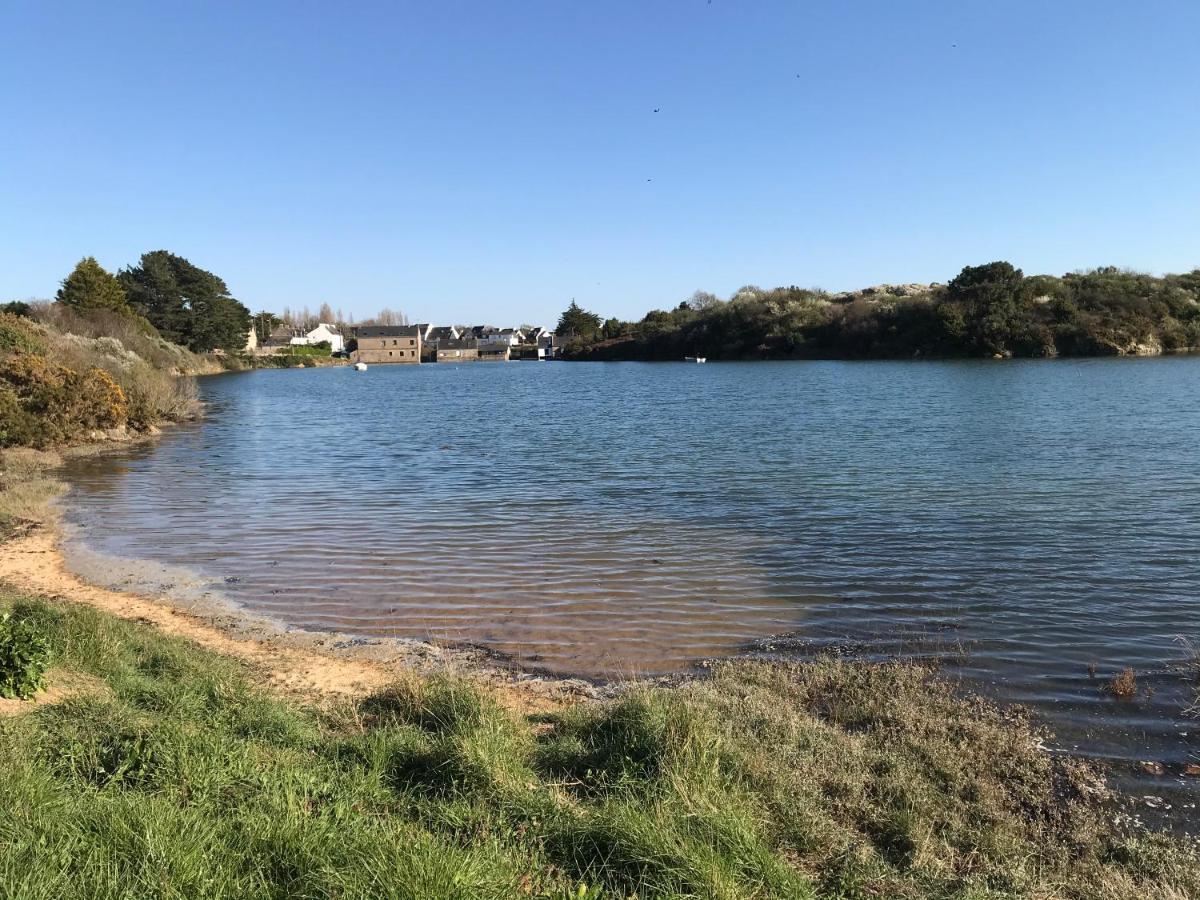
[564,262,1200,361]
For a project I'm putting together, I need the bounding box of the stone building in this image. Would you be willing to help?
[354,325,422,364]
[435,338,480,362]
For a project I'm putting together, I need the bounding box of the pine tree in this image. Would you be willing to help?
[56,257,129,312]
[555,300,601,338]
[120,250,251,353]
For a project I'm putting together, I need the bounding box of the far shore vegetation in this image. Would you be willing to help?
[555,261,1200,362]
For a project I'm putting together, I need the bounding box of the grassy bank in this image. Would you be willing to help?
[1,589,1197,899]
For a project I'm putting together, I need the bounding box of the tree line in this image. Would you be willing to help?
[52,254,412,352]
[56,252,251,354]
[556,262,1200,361]
[249,306,410,345]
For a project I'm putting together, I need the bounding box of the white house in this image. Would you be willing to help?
[497,328,526,346]
[290,322,344,353]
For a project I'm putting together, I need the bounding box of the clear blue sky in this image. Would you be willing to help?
[2,1,1198,326]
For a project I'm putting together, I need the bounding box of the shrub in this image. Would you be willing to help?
[29,302,203,374]
[0,355,128,448]
[121,362,198,428]
[0,312,47,355]
[0,301,33,318]
[0,609,51,699]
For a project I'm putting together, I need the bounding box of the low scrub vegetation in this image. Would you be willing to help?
[0,353,126,448]
[564,263,1200,361]
[0,591,1197,898]
[0,305,203,449]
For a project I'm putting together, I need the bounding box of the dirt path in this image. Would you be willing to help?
[0,528,593,713]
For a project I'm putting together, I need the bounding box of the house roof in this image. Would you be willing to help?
[437,338,478,350]
[263,324,299,345]
[356,325,421,337]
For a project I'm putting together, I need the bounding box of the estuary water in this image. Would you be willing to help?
[60,359,1200,814]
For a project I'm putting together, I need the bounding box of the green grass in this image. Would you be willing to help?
[1,589,1197,899]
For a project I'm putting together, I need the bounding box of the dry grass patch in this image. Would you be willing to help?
[0,448,65,536]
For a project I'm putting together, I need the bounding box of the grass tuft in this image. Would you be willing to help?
[1107,666,1138,699]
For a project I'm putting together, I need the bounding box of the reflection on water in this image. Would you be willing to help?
[61,359,1200,821]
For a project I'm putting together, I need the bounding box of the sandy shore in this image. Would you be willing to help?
[0,524,601,713]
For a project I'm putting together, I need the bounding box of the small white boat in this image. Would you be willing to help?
[353,361,368,371]
[684,356,707,364]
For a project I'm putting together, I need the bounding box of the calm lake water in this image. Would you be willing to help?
[61,359,1200,818]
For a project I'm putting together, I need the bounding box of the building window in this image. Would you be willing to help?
[388,351,393,357]
[409,339,415,346]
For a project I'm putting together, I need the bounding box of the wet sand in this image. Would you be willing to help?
[0,524,601,714]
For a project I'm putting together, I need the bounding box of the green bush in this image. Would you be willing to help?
[0,609,51,699]
[0,355,128,448]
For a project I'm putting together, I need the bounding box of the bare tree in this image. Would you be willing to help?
[375,307,408,326]
[319,302,334,323]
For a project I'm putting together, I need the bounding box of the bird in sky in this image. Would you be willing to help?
[653,108,661,113]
